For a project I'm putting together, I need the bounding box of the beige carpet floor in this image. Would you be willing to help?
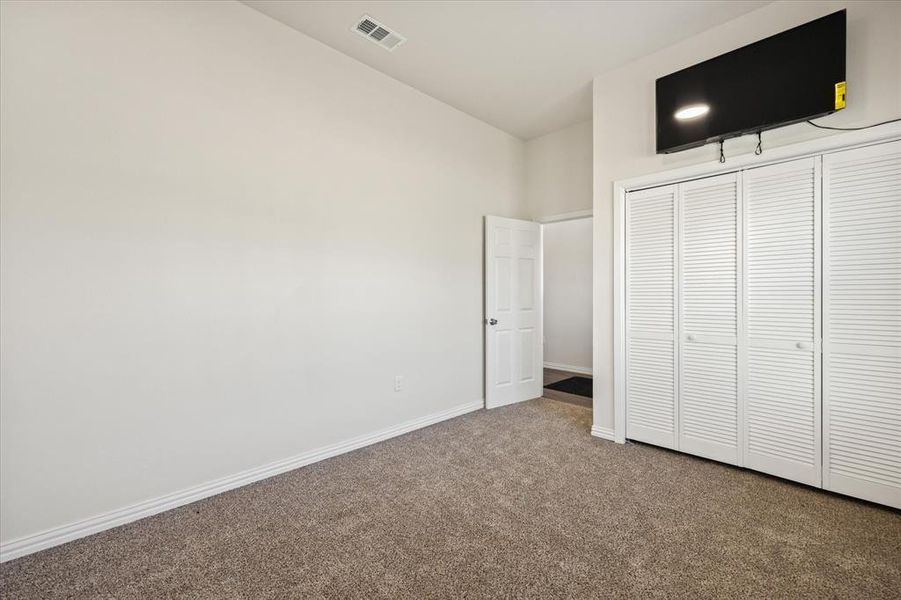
[1,399,899,599]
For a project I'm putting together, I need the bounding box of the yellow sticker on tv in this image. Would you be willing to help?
[835,81,846,110]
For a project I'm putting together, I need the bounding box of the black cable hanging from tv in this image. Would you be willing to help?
[755,131,763,155]
[806,117,901,131]
[719,140,726,164]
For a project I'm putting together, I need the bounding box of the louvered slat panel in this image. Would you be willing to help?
[681,178,738,337]
[678,173,739,464]
[681,343,738,455]
[746,165,816,341]
[826,141,901,348]
[742,157,821,487]
[627,338,675,436]
[828,353,900,488]
[823,139,901,509]
[626,185,676,449]
[628,190,674,335]
[746,347,816,464]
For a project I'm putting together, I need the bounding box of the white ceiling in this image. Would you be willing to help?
[242,1,771,140]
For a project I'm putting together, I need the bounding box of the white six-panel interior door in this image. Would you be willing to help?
[624,139,900,509]
[485,216,543,409]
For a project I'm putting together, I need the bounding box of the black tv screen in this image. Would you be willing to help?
[656,10,846,154]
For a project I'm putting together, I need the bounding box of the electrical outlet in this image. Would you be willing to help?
[394,375,403,392]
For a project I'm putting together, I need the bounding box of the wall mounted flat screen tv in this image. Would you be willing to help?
[656,10,846,154]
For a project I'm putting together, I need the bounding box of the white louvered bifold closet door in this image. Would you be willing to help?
[626,184,677,449]
[823,139,901,509]
[678,173,741,464]
[742,157,822,487]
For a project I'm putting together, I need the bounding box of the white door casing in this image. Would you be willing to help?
[823,140,901,509]
[485,216,543,409]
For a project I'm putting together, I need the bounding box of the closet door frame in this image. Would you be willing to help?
[610,123,900,448]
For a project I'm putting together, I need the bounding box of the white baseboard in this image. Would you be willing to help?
[544,361,592,376]
[591,425,615,441]
[0,399,483,563]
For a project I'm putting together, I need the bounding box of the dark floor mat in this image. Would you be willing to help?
[544,376,592,398]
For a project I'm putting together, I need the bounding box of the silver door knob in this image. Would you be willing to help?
[487,318,498,326]
[686,334,695,342]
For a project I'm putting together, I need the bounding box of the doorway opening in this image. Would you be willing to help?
[541,215,593,410]
[483,213,592,412]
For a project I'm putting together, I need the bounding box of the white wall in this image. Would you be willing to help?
[525,120,592,219]
[542,219,592,374]
[592,1,901,430]
[0,0,525,548]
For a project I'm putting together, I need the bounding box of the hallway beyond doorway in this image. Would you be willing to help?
[543,368,591,409]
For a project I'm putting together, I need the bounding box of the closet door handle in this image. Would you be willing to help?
[686,334,695,342]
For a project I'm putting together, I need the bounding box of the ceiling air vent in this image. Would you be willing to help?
[353,15,406,52]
